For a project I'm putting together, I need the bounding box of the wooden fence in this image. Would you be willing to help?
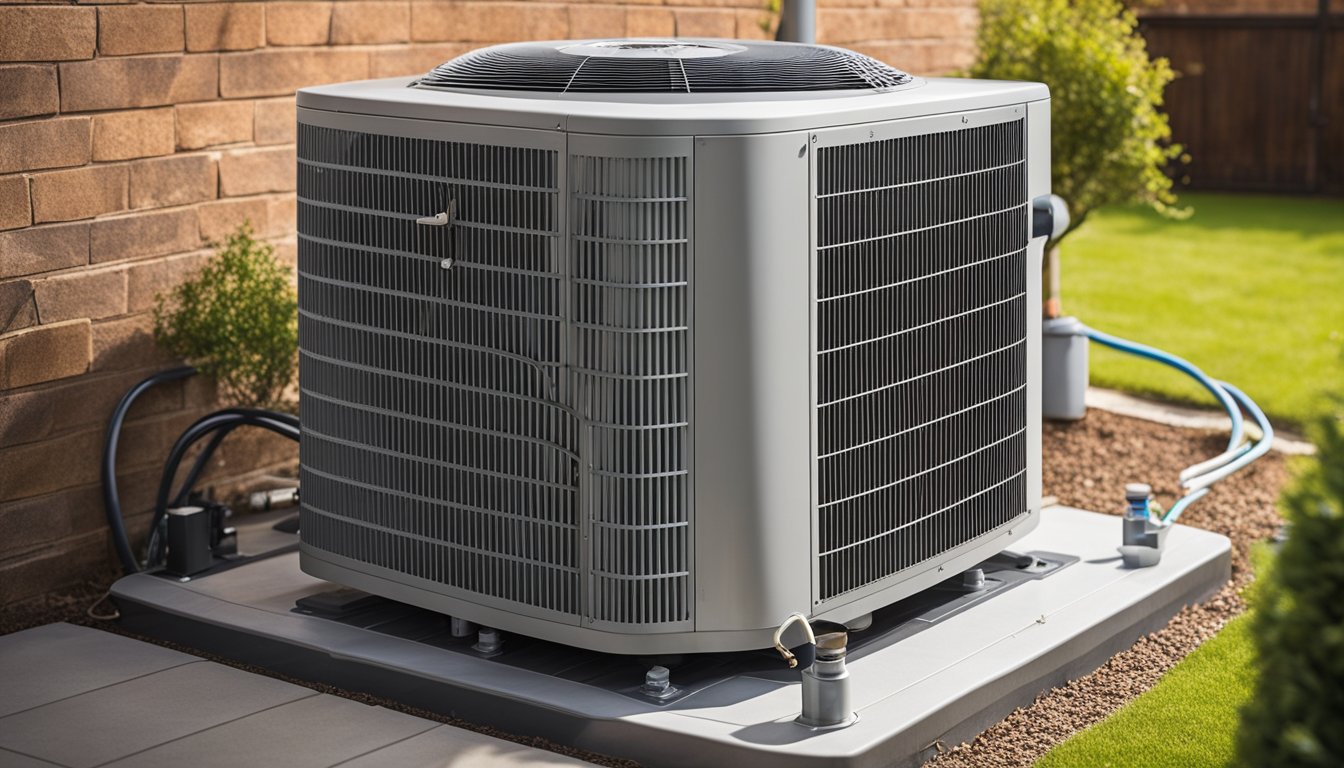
[1140,12,1344,193]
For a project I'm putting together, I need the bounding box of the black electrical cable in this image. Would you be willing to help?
[169,408,300,508]
[144,411,300,568]
[102,367,197,574]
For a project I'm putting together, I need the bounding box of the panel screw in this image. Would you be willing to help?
[961,116,969,124]
[811,135,817,143]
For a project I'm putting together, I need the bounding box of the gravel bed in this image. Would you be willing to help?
[1,409,1290,768]
[926,409,1288,768]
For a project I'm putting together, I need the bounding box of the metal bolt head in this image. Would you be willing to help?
[643,665,671,693]
[963,568,986,590]
[473,627,502,655]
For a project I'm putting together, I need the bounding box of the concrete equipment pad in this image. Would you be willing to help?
[109,506,1231,768]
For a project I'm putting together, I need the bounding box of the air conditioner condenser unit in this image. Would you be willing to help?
[295,39,1050,654]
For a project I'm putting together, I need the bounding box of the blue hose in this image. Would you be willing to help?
[1081,326,1244,452]
[1077,326,1273,524]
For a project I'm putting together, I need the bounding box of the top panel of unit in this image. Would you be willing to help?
[415,39,913,95]
[296,39,1049,136]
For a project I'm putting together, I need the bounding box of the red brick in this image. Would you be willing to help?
[219,48,369,98]
[0,485,104,555]
[0,7,97,62]
[91,313,173,373]
[177,100,254,150]
[198,197,270,244]
[0,65,58,121]
[0,427,100,502]
[0,222,90,279]
[411,3,569,43]
[0,319,91,391]
[626,7,675,36]
[0,367,182,449]
[219,147,296,197]
[91,207,200,265]
[33,267,128,324]
[59,55,218,113]
[265,195,296,238]
[92,109,176,162]
[186,3,265,52]
[0,530,112,606]
[331,2,410,45]
[266,2,332,46]
[0,117,91,175]
[736,8,777,39]
[129,154,217,210]
[369,43,473,78]
[673,8,736,36]
[569,5,626,37]
[0,175,30,232]
[98,5,185,56]
[253,97,296,145]
[0,278,37,335]
[30,165,128,224]
[127,250,211,312]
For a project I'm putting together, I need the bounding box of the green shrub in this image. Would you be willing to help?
[1238,413,1344,767]
[969,0,1184,243]
[153,222,298,409]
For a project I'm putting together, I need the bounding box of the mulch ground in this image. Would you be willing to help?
[1,408,1291,768]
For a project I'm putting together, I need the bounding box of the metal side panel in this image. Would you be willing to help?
[692,131,814,633]
[294,108,585,626]
[807,104,1041,620]
[566,133,696,634]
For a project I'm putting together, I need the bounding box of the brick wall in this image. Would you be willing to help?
[0,0,977,608]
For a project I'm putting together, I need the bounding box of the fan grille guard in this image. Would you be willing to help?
[416,39,914,94]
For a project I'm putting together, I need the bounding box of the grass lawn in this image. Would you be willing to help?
[1062,192,1344,428]
[1035,612,1257,768]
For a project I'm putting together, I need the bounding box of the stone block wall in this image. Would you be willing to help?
[0,0,978,608]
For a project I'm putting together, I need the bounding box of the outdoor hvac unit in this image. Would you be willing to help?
[295,39,1050,654]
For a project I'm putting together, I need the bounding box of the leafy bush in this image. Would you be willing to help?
[969,0,1184,243]
[153,223,298,409]
[1238,413,1344,767]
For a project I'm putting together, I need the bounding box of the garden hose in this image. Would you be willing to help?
[1078,325,1274,523]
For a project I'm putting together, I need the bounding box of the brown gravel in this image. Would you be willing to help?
[1,409,1290,768]
[926,409,1290,768]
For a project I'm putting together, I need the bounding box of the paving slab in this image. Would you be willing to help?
[100,694,438,768]
[0,624,196,718]
[0,662,314,768]
[336,725,592,767]
[0,749,62,767]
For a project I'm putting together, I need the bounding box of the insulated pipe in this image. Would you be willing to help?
[145,412,300,567]
[102,367,197,574]
[776,0,816,45]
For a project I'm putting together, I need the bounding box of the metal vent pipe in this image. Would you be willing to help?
[776,0,816,44]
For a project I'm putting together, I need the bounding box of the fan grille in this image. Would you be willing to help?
[416,40,913,94]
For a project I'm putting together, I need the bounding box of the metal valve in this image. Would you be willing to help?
[774,613,858,729]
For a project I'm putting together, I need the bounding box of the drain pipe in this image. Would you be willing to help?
[776,0,816,44]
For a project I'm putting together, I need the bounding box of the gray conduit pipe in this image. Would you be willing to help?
[776,0,816,44]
